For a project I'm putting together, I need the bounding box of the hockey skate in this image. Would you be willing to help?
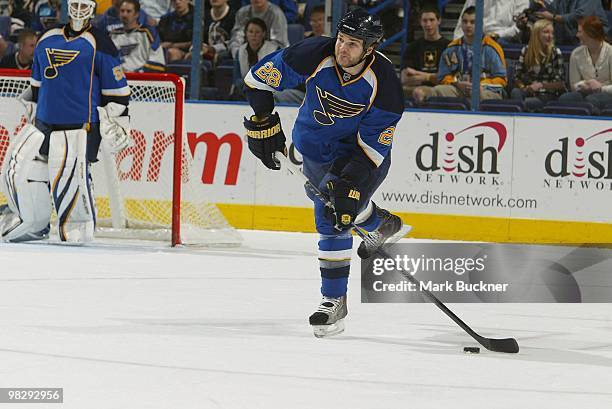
[309,295,347,338]
[357,208,412,259]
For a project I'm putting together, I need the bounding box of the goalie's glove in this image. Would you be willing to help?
[243,112,286,170]
[97,102,131,153]
[326,178,361,231]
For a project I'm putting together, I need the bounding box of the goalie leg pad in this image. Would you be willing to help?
[0,124,51,242]
[48,129,96,243]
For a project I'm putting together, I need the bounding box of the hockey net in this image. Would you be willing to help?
[0,69,241,246]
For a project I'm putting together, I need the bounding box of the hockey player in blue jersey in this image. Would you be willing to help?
[243,8,411,338]
[0,0,131,243]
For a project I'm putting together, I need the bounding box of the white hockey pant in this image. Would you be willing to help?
[48,129,96,243]
[0,124,51,242]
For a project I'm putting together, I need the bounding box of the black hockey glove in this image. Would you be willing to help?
[326,178,361,230]
[244,112,286,170]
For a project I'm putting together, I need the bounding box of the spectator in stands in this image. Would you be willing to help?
[0,0,7,56]
[202,0,236,64]
[158,0,193,62]
[305,4,324,37]
[0,36,6,61]
[229,0,288,57]
[274,2,320,102]
[559,16,612,112]
[232,17,279,99]
[454,0,529,44]
[0,28,36,69]
[511,19,565,112]
[0,0,9,17]
[110,0,165,72]
[240,0,297,23]
[96,0,153,34]
[401,5,449,104]
[31,0,62,33]
[97,0,113,14]
[432,6,507,101]
[140,0,171,23]
[348,0,402,39]
[300,0,323,31]
[535,0,609,45]
[3,0,29,30]
[225,0,243,11]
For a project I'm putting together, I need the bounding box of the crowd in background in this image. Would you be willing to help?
[402,0,612,114]
[1,0,612,114]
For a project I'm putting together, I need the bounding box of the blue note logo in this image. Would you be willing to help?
[118,43,139,58]
[313,86,365,126]
[44,48,80,79]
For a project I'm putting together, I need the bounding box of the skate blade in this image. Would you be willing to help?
[312,319,345,338]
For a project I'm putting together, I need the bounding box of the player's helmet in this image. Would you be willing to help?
[336,8,383,49]
[68,0,96,31]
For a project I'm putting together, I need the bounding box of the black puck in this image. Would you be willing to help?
[463,346,480,353]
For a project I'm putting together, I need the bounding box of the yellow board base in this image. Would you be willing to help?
[2,192,609,244]
[217,204,612,244]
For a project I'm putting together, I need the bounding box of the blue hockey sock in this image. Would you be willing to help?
[321,277,349,298]
[318,232,352,298]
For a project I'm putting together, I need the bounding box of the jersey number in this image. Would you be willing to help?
[255,62,282,88]
[378,127,395,146]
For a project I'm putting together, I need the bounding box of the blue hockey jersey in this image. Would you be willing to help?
[244,36,404,168]
[31,25,130,125]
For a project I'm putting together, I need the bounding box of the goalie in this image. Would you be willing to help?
[0,0,131,243]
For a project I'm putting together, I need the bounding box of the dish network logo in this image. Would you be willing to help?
[414,121,507,186]
[0,122,244,186]
[544,129,612,191]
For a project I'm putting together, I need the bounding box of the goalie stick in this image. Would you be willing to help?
[274,152,520,354]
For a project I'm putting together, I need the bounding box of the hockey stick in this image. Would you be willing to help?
[274,153,519,353]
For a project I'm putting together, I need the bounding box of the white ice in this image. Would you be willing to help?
[0,231,610,409]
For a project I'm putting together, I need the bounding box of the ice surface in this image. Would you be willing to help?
[0,231,610,408]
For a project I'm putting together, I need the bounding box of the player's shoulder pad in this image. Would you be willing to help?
[369,51,404,114]
[137,24,160,48]
[482,35,504,58]
[447,37,462,48]
[282,36,335,76]
[89,25,120,57]
[37,27,64,44]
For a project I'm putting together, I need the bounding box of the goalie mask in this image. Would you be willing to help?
[68,0,96,31]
